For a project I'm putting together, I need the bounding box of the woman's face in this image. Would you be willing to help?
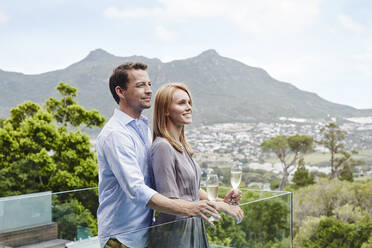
[167,89,192,126]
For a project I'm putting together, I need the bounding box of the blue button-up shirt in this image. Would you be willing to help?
[96,109,157,248]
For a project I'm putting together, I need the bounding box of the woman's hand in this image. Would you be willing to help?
[216,202,244,223]
[223,189,242,205]
[186,200,221,226]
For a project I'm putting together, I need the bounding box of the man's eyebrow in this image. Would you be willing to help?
[135,81,151,85]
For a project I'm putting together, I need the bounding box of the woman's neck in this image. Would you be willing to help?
[167,120,182,142]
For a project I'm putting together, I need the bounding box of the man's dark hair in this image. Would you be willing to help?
[109,62,148,104]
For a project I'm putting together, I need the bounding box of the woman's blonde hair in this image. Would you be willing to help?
[153,83,194,155]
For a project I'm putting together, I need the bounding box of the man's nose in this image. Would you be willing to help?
[145,84,152,93]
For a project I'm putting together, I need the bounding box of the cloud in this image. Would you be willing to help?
[162,0,323,33]
[155,25,178,41]
[104,0,323,34]
[351,40,372,76]
[103,6,161,19]
[0,10,9,25]
[264,55,322,86]
[338,14,365,33]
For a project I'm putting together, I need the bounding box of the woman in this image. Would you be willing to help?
[149,83,243,248]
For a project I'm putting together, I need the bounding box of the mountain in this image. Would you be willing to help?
[1,49,371,124]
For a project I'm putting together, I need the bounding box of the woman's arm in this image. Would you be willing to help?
[214,201,244,223]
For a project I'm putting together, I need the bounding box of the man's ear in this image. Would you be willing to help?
[115,86,125,99]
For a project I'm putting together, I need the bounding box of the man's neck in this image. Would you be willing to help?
[118,104,141,119]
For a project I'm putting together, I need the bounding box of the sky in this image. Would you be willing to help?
[0,0,371,109]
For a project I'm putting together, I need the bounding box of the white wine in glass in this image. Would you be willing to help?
[230,164,242,190]
[207,184,218,201]
[206,174,219,221]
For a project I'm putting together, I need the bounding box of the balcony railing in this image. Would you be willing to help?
[0,187,292,248]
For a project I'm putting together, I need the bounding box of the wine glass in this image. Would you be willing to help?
[230,163,242,205]
[206,174,219,221]
[230,163,242,190]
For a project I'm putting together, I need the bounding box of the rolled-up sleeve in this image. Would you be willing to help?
[151,140,180,199]
[103,132,157,206]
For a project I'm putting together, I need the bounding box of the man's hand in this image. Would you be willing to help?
[186,200,221,226]
[223,189,242,205]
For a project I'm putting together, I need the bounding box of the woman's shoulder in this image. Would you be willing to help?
[151,137,174,153]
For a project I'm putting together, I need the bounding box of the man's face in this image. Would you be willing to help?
[121,69,152,113]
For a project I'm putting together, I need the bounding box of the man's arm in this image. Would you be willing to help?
[101,132,157,205]
[147,193,220,225]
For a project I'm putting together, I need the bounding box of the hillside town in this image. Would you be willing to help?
[187,118,372,178]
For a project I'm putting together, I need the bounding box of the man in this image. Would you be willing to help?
[96,62,221,248]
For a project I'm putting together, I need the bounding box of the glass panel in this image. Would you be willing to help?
[1,188,292,247]
[52,187,98,241]
[206,191,292,248]
[97,189,292,248]
[0,191,52,232]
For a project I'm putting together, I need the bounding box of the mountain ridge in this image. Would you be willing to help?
[0,49,371,124]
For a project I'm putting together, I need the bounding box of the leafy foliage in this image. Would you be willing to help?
[293,178,372,236]
[0,82,104,240]
[295,213,372,248]
[53,198,97,240]
[46,82,105,129]
[292,157,315,188]
[206,189,290,247]
[0,83,104,196]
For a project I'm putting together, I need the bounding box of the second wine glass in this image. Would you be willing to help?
[206,174,219,221]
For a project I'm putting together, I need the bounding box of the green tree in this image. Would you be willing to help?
[0,117,5,128]
[339,164,354,182]
[0,82,105,196]
[292,157,315,188]
[261,135,313,189]
[241,198,290,244]
[46,82,105,129]
[53,198,97,240]
[318,123,362,180]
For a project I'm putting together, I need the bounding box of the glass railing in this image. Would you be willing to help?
[0,187,292,248]
[0,188,98,247]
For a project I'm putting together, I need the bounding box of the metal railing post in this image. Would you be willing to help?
[290,192,293,248]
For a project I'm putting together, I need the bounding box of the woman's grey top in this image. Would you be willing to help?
[149,137,208,248]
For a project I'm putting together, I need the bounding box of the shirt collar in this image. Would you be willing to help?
[114,108,148,126]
